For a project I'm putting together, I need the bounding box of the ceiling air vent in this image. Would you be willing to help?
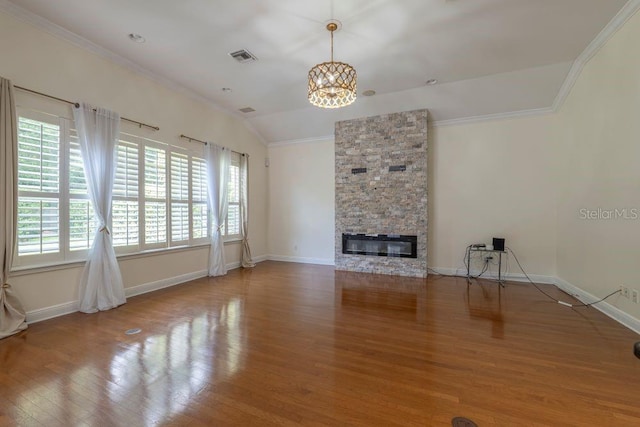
[239,107,256,113]
[229,49,257,63]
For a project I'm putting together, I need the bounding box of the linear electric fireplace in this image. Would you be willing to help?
[342,234,417,258]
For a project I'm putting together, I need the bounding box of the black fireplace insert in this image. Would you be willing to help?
[342,233,417,258]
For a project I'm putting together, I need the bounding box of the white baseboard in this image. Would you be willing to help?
[224,254,269,270]
[429,266,556,285]
[554,277,640,335]
[125,270,208,298]
[25,256,269,324]
[267,254,335,266]
[253,254,269,263]
[26,301,79,324]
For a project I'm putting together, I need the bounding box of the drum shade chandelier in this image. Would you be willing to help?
[308,22,357,109]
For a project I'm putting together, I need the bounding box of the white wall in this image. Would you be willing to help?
[267,139,335,265]
[555,9,640,320]
[0,10,268,317]
[429,116,558,277]
[267,116,559,278]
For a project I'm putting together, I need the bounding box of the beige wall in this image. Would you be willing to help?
[1,11,268,315]
[555,9,640,319]
[429,116,558,276]
[267,139,335,264]
[267,116,559,278]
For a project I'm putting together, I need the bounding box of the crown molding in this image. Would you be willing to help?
[431,107,555,128]
[552,0,640,112]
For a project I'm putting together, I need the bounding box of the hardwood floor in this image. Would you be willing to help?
[1,261,639,426]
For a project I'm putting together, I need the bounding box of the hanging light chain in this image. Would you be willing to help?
[330,26,334,63]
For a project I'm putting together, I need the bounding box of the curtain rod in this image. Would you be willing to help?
[179,134,244,156]
[15,85,160,131]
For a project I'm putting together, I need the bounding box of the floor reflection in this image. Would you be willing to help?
[4,263,640,425]
[106,297,246,424]
[334,270,428,323]
[465,281,504,339]
[7,293,247,426]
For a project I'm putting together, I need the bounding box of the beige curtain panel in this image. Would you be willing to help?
[0,77,28,339]
[239,154,254,268]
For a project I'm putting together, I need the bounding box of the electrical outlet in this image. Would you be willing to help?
[632,290,639,304]
[621,285,630,298]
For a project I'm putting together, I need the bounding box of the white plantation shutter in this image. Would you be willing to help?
[16,116,61,257]
[15,108,236,268]
[68,129,96,252]
[68,129,86,194]
[225,152,241,237]
[17,118,59,193]
[170,153,189,243]
[145,146,166,199]
[68,199,94,251]
[144,146,167,245]
[16,198,59,255]
[191,157,208,240]
[170,153,189,200]
[112,140,139,248]
[145,202,166,243]
[114,140,139,199]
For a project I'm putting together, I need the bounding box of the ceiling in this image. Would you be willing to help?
[5,0,632,144]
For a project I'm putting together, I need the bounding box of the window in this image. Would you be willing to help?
[15,109,211,268]
[191,157,208,240]
[16,112,94,265]
[110,136,209,254]
[144,146,167,247]
[222,151,241,239]
[112,138,139,249]
[170,152,189,243]
[68,129,96,252]
[17,115,61,260]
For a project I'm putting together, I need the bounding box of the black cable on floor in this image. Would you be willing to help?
[506,246,621,308]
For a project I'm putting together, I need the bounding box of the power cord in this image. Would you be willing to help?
[464,245,491,279]
[506,246,621,308]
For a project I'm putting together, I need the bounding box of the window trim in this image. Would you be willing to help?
[13,109,224,269]
[14,109,94,267]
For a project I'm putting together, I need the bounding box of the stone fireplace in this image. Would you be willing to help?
[335,109,428,278]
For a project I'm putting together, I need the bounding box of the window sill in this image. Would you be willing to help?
[11,238,245,276]
[11,243,212,276]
